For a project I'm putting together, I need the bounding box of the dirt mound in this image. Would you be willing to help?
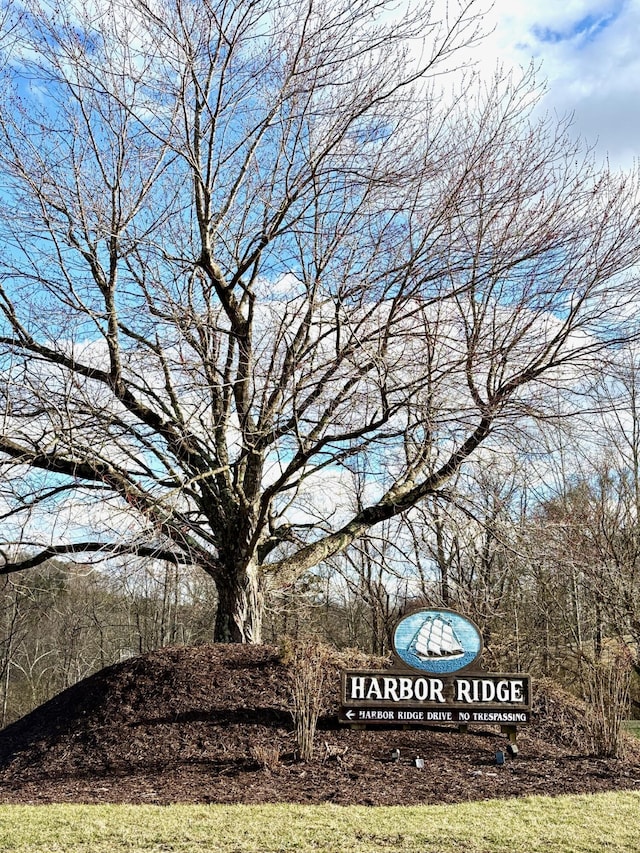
[531,678,597,752]
[0,644,638,806]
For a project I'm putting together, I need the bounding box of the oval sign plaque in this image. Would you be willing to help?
[393,608,483,674]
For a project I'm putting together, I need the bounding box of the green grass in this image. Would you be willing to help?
[0,793,639,852]
[624,720,640,739]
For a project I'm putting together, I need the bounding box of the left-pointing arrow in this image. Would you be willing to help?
[345,709,355,720]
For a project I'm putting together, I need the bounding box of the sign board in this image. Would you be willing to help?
[340,670,531,724]
[339,608,531,728]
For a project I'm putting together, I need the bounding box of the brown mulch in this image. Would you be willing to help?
[0,643,638,806]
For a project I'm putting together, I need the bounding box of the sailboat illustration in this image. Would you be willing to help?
[410,614,465,660]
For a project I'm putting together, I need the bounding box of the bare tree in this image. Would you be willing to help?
[534,417,640,676]
[1,0,640,643]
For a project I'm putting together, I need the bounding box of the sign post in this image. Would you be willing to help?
[339,608,531,739]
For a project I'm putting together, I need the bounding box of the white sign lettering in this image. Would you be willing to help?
[348,675,447,703]
[344,672,529,711]
[455,679,525,704]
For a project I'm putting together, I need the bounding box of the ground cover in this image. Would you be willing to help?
[0,793,639,852]
[0,644,638,806]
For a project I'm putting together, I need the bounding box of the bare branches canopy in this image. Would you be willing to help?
[1,0,640,641]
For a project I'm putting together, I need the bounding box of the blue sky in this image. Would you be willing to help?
[472,0,639,167]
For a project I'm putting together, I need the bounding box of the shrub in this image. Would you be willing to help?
[583,648,632,759]
[250,743,280,771]
[282,638,332,762]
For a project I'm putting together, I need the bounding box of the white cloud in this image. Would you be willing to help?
[467,0,640,167]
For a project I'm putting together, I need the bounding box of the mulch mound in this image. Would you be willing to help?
[0,643,638,805]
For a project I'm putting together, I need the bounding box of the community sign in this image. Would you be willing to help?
[339,608,531,726]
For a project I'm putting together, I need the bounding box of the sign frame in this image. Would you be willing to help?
[339,607,532,730]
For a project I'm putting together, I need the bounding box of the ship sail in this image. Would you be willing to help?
[412,616,464,659]
[441,622,463,654]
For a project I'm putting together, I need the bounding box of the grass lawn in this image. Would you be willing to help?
[0,792,639,852]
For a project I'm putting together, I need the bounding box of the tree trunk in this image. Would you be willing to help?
[213,561,265,644]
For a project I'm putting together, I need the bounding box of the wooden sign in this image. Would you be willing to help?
[339,608,531,729]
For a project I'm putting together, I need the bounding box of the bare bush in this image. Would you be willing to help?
[583,649,632,758]
[282,638,332,762]
[250,743,280,772]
